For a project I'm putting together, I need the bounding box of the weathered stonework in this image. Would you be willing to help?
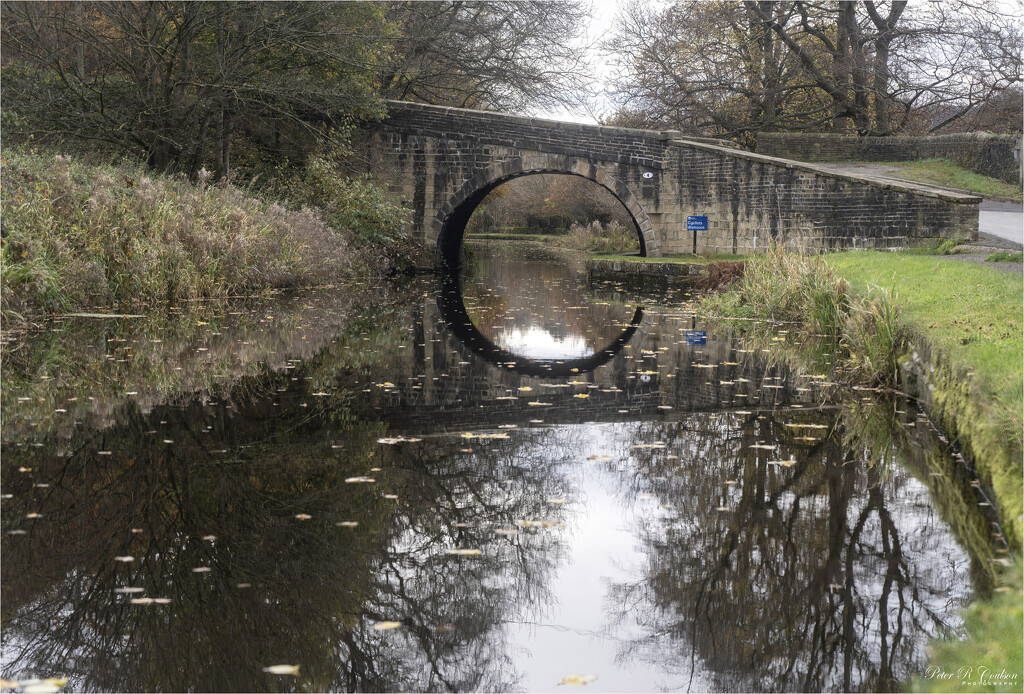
[899,337,1023,551]
[586,258,705,288]
[366,101,981,264]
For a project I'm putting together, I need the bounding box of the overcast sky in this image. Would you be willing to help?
[535,0,623,124]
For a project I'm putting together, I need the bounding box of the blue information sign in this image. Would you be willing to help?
[685,330,707,345]
[687,216,708,231]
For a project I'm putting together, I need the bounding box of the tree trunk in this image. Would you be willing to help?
[832,2,855,133]
[867,0,908,135]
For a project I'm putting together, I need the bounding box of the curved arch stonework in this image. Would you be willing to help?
[429,154,661,262]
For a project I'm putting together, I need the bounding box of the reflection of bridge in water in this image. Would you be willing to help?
[350,275,831,435]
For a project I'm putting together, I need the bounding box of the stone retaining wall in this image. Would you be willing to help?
[899,336,1022,550]
[586,258,706,287]
[757,132,1021,185]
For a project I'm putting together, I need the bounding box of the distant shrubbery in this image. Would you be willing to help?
[554,220,641,254]
[0,150,411,323]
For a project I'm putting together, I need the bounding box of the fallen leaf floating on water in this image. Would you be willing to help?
[557,675,597,686]
[446,548,482,556]
[262,665,300,676]
[573,393,589,399]
[372,621,403,630]
[377,436,422,444]
[345,476,376,484]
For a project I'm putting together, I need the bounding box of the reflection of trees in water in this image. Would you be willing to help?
[1,367,575,692]
[607,409,972,692]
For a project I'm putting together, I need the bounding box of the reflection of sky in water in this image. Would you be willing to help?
[496,326,593,359]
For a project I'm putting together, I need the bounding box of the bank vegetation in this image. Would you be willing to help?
[0,149,414,326]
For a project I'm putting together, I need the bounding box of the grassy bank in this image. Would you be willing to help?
[701,248,1022,538]
[1,150,411,325]
[698,247,1023,691]
[878,159,1022,202]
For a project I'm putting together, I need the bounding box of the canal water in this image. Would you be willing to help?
[0,241,1002,693]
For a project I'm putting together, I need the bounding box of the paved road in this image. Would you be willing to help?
[979,200,1023,249]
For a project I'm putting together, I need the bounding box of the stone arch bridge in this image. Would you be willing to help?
[364,101,979,265]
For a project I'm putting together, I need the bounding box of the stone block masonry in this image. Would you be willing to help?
[757,132,1021,185]
[365,101,981,264]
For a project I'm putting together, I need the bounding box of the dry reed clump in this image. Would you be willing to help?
[695,261,745,292]
[556,220,641,254]
[1,150,389,321]
[706,243,909,386]
[737,243,851,336]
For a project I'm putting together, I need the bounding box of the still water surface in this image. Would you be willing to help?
[1,242,999,692]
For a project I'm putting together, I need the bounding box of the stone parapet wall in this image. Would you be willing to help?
[756,132,1021,185]
[384,100,671,169]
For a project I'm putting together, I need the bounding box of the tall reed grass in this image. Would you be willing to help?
[554,220,641,254]
[1,150,407,323]
[702,243,909,386]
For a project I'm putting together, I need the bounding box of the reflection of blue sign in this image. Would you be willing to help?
[687,216,708,231]
[685,330,707,345]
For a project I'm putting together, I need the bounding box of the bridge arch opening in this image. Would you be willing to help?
[433,158,658,268]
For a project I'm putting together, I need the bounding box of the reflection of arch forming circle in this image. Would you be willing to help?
[433,155,659,267]
[438,270,644,378]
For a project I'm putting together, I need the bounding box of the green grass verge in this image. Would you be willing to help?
[877,159,1022,202]
[826,252,1022,436]
[984,252,1024,263]
[911,562,1023,693]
